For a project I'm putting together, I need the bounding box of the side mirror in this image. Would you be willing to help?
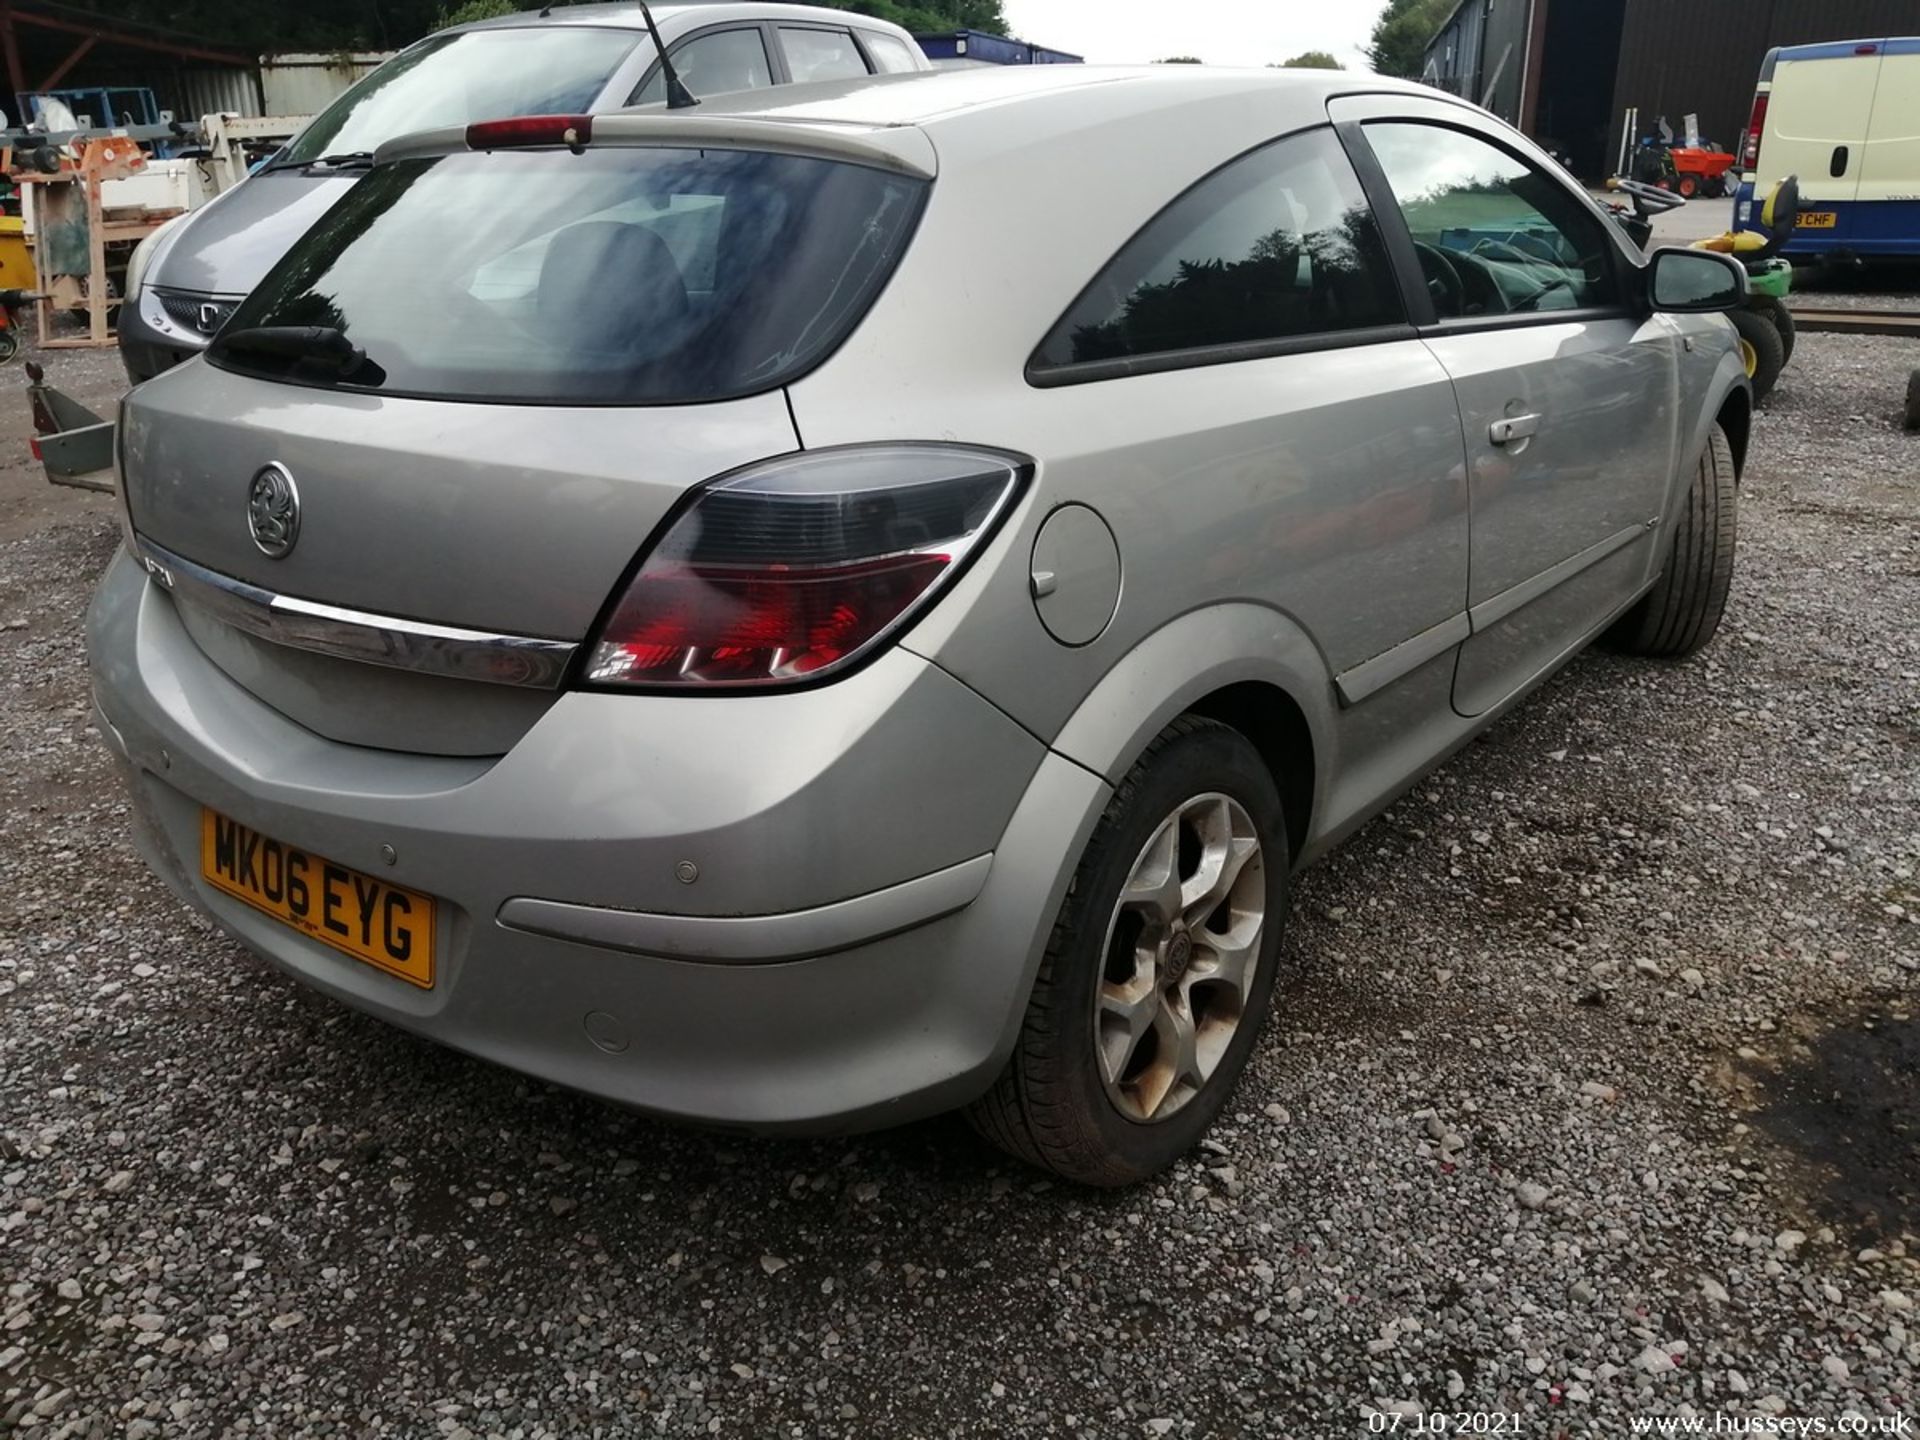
[1647,247,1749,313]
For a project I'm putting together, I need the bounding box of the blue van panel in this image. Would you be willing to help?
[915,29,1083,65]
[1737,179,1920,260]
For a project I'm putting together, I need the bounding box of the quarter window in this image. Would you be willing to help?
[861,31,923,74]
[1364,122,1619,319]
[779,27,869,83]
[1032,127,1403,373]
[631,27,772,105]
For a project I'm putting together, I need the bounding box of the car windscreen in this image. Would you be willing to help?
[211,147,928,405]
[279,28,639,166]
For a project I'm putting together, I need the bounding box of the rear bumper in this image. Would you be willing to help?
[89,549,1111,1132]
[1737,186,1920,260]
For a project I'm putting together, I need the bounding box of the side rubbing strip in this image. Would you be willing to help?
[1467,523,1650,634]
[1334,611,1471,707]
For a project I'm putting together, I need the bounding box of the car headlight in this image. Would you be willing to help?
[123,213,184,301]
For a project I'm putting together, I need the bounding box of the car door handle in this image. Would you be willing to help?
[1489,414,1541,446]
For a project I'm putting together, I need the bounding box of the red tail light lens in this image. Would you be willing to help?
[466,114,593,150]
[584,445,1030,689]
[1742,93,1769,168]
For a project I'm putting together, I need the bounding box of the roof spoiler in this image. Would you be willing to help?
[376,112,937,180]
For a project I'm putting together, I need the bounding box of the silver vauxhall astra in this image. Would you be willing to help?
[90,65,1753,1185]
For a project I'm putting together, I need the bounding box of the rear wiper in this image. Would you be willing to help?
[266,150,375,173]
[212,325,370,374]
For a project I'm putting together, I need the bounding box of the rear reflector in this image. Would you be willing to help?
[465,114,593,150]
[28,435,41,462]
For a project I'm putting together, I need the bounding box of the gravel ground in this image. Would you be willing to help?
[2,334,1917,1437]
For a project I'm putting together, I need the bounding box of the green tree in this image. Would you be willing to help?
[1367,0,1453,78]
[435,0,514,29]
[1279,50,1343,69]
[1156,56,1203,64]
[837,0,1009,37]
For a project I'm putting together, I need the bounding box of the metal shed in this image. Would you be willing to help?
[1422,0,1920,180]
[0,0,261,126]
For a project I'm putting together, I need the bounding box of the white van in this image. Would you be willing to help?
[1734,36,1920,259]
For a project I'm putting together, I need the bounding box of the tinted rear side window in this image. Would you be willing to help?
[212,147,926,405]
[1033,126,1403,373]
[861,32,924,73]
[780,27,870,82]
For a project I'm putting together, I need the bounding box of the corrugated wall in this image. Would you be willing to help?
[1421,0,1552,126]
[260,53,389,118]
[19,61,261,125]
[1425,0,1488,101]
[1477,0,1531,121]
[1610,0,1920,162]
[169,67,262,121]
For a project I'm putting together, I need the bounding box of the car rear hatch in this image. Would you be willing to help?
[120,118,934,756]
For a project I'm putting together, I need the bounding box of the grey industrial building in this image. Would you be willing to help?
[1421,0,1920,180]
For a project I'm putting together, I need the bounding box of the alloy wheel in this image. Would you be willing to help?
[1094,792,1267,1123]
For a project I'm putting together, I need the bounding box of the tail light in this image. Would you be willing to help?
[1741,93,1769,169]
[583,444,1030,689]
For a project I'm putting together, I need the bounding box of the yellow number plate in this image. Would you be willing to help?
[201,809,436,988]
[1798,211,1837,229]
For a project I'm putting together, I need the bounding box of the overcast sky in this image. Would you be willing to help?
[1000,0,1385,70]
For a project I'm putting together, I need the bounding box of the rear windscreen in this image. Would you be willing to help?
[212,147,927,404]
[280,28,639,165]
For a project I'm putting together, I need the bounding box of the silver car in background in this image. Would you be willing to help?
[117,1,929,383]
[91,66,1752,1185]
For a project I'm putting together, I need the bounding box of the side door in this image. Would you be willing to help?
[628,25,776,106]
[1333,97,1679,718]
[1020,125,1471,721]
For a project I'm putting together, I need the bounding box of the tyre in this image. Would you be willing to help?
[967,716,1288,1187]
[1677,174,1698,198]
[0,329,19,365]
[1729,306,1786,403]
[1905,369,1920,432]
[1751,294,1796,365]
[1602,424,1737,658]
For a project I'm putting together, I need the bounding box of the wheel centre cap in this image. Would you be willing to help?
[1163,928,1194,986]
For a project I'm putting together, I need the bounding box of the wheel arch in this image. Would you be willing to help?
[1048,603,1334,865]
[1185,681,1315,863]
[1716,384,1752,477]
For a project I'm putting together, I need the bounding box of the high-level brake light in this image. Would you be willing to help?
[465,115,593,150]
